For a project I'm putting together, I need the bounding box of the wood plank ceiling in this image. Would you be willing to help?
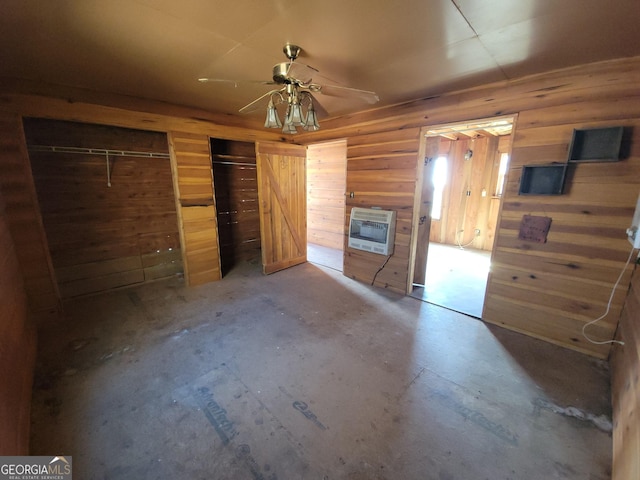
[426,118,513,140]
[1,0,639,124]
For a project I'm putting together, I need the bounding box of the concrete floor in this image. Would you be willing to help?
[411,243,491,318]
[307,243,343,272]
[31,259,612,480]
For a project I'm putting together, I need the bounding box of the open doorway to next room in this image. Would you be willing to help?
[411,118,513,318]
[306,140,347,272]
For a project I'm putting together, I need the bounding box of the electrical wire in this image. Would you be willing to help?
[371,254,392,285]
[455,230,476,249]
[581,245,638,346]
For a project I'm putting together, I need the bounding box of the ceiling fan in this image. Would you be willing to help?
[198,44,379,133]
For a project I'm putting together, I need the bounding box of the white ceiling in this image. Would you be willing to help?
[1,0,639,122]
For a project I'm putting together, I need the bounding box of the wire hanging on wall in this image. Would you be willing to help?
[581,245,637,346]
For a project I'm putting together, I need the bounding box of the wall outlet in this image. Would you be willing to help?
[628,226,640,249]
[628,193,640,249]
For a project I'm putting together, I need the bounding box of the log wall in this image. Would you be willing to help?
[344,128,422,293]
[0,57,638,358]
[0,113,60,317]
[307,140,347,249]
[1,55,639,475]
[23,119,182,297]
[429,136,503,251]
[300,56,640,359]
[0,92,282,321]
[0,188,36,454]
[611,262,640,480]
[485,121,639,359]
[211,139,260,274]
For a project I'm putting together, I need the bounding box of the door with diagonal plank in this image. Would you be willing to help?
[256,142,307,274]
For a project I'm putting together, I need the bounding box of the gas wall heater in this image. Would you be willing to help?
[348,207,396,256]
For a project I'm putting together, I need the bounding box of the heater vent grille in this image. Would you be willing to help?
[348,207,396,256]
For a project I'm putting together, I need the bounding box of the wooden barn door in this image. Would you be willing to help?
[256,142,307,274]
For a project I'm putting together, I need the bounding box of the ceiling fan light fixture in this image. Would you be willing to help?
[303,104,320,131]
[282,121,298,134]
[203,44,378,135]
[286,101,305,127]
[264,99,282,128]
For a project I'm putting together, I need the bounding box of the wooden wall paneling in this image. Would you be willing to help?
[459,139,481,247]
[169,132,221,286]
[24,119,182,298]
[0,94,280,294]
[412,135,439,286]
[0,92,285,143]
[0,57,638,357]
[343,127,421,294]
[483,112,640,358]
[22,117,171,152]
[0,188,37,454]
[482,134,512,251]
[431,139,471,246]
[476,136,499,250]
[138,230,182,281]
[307,140,347,250]
[211,138,260,275]
[311,57,640,358]
[299,58,640,143]
[432,136,496,251]
[611,263,640,480]
[463,138,488,247]
[443,140,466,245]
[0,113,61,319]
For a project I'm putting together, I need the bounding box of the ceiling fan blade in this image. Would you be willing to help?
[198,78,239,86]
[198,78,275,87]
[313,84,380,104]
[286,62,319,84]
[239,88,285,114]
[309,93,330,119]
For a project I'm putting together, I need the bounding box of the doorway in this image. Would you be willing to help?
[211,138,261,277]
[211,139,309,277]
[411,117,514,317]
[306,140,347,272]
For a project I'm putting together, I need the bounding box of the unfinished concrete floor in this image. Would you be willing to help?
[411,243,491,318]
[30,259,612,480]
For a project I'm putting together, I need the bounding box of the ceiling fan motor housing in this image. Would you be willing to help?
[273,44,302,84]
[272,63,292,84]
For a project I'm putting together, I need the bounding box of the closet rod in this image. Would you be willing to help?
[27,145,170,159]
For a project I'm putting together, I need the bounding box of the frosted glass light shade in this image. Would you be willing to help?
[264,103,282,128]
[303,106,320,131]
[286,103,305,126]
[282,122,298,134]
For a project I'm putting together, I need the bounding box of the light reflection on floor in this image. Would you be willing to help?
[411,242,491,318]
[307,242,343,272]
